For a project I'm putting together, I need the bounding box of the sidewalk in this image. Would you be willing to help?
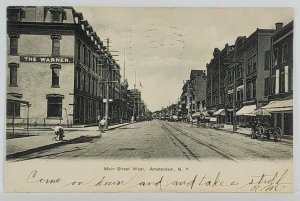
[6,123,130,159]
[216,124,293,143]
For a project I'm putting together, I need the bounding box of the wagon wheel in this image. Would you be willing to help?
[258,126,265,141]
[274,127,282,142]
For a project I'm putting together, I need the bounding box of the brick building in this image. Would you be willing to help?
[263,21,293,136]
[206,44,234,123]
[6,6,123,127]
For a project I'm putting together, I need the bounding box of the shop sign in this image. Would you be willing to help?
[20,56,74,63]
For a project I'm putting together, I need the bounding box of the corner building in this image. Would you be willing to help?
[7,6,109,126]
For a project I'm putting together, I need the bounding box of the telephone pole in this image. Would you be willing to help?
[133,71,136,121]
[104,38,110,129]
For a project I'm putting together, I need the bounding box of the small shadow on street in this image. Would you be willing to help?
[66,135,102,144]
[118,127,136,130]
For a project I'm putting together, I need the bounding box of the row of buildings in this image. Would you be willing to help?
[158,21,293,136]
[6,6,147,127]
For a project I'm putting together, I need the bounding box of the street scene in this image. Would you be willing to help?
[6,7,293,162]
[8,120,292,161]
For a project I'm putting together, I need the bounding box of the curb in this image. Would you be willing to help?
[214,127,293,144]
[6,123,130,159]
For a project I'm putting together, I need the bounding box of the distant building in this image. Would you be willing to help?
[206,44,234,123]
[189,70,206,114]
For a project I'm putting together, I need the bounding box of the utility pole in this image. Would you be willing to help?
[123,48,126,83]
[104,38,110,129]
[232,63,237,132]
[133,71,136,121]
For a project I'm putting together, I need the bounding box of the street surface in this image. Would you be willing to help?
[11,120,292,161]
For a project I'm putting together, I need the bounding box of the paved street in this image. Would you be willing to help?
[10,120,292,162]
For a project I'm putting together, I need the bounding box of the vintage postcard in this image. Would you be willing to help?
[5,6,293,192]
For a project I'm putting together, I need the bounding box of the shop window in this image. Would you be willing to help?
[51,34,61,56]
[7,101,20,117]
[51,64,61,87]
[282,43,288,63]
[9,33,19,55]
[46,94,64,117]
[8,63,19,87]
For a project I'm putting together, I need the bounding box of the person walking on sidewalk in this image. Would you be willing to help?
[100,117,106,133]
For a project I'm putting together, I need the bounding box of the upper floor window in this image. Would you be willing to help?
[282,43,288,63]
[8,63,19,87]
[7,6,25,22]
[9,33,19,55]
[46,7,67,23]
[264,78,270,97]
[51,64,61,87]
[51,34,61,56]
[264,50,271,70]
[274,48,279,66]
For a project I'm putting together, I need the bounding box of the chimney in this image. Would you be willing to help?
[275,22,283,31]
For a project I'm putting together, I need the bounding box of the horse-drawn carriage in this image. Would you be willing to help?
[251,122,282,141]
[250,109,282,142]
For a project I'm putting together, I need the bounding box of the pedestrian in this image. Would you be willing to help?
[99,117,106,133]
[54,123,64,141]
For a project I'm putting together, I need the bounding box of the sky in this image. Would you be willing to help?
[74,7,293,111]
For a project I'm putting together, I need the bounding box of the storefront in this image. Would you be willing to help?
[261,99,293,136]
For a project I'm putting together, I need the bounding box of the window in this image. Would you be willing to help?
[279,68,285,93]
[264,51,271,70]
[48,7,66,23]
[253,79,256,98]
[76,68,81,89]
[83,46,87,64]
[77,41,81,61]
[7,7,25,22]
[9,33,19,55]
[275,69,279,94]
[9,63,19,87]
[51,64,61,87]
[247,58,251,74]
[7,101,20,117]
[282,44,288,63]
[47,95,64,117]
[51,34,61,56]
[246,81,251,100]
[264,78,270,96]
[252,55,257,72]
[274,49,279,66]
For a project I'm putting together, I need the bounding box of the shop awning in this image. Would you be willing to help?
[192,112,201,117]
[261,99,293,113]
[213,109,225,116]
[7,94,30,105]
[236,104,256,116]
